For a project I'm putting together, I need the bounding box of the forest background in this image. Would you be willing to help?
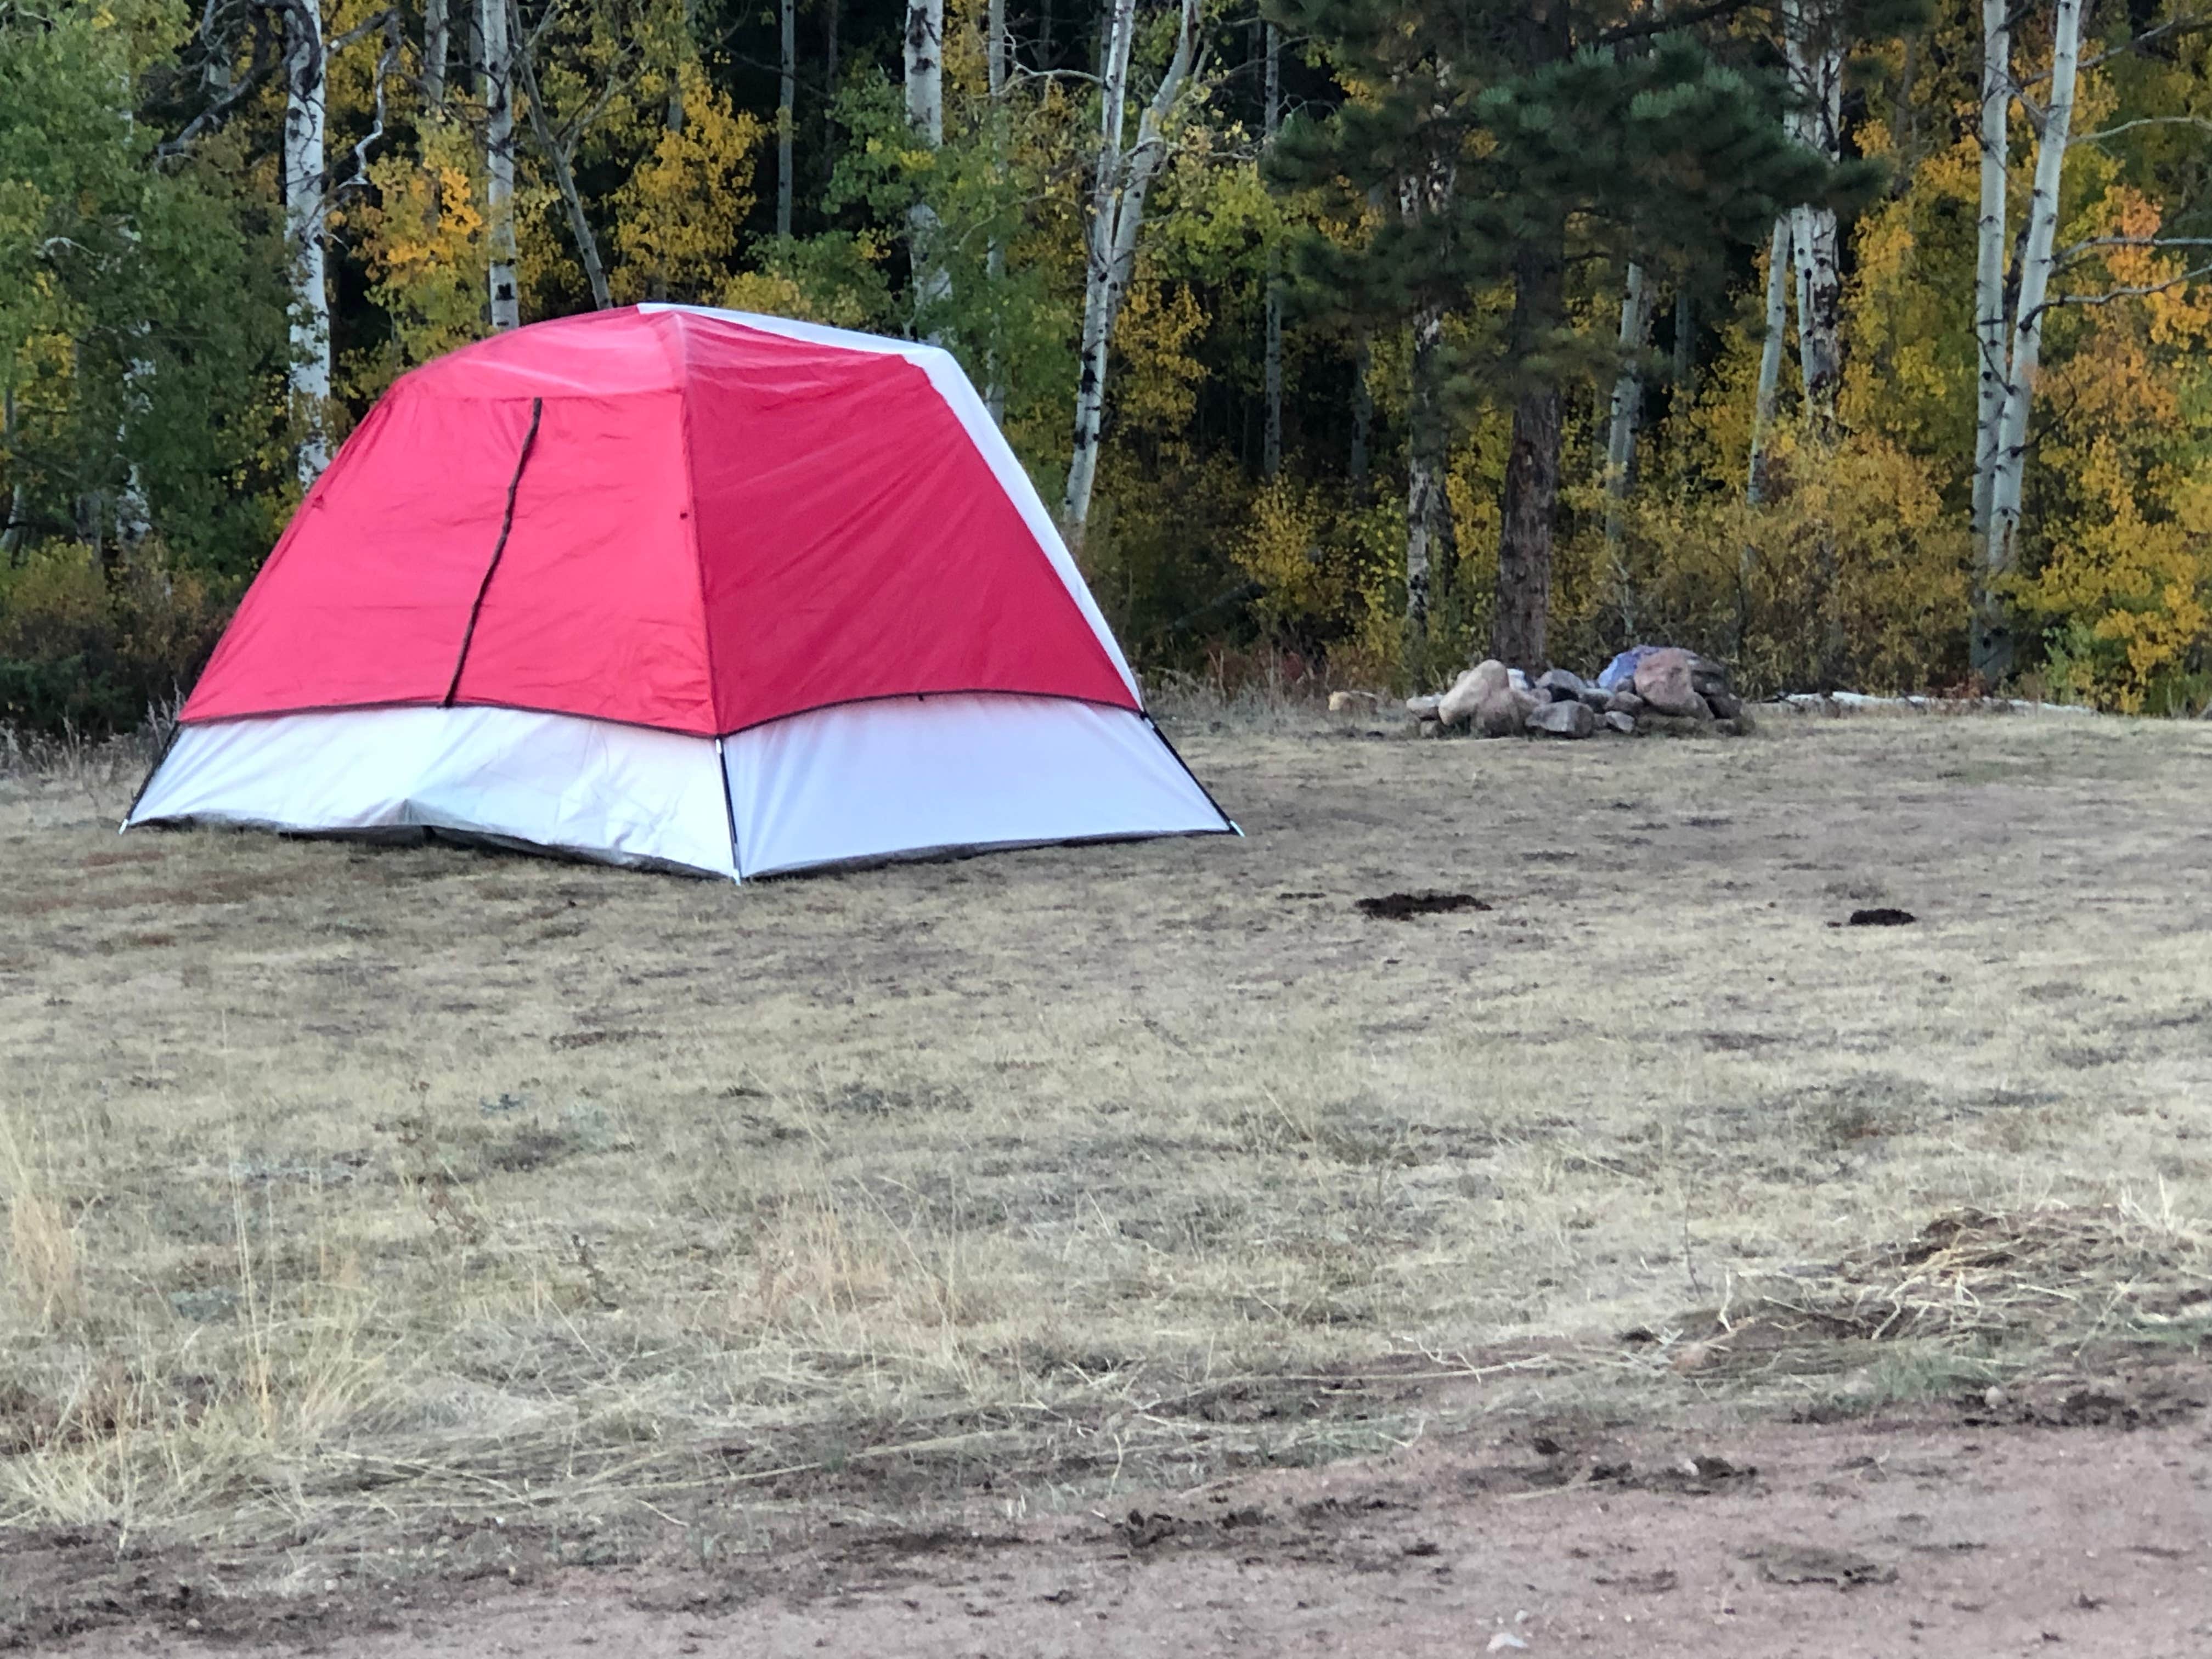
[2,0,2209,735]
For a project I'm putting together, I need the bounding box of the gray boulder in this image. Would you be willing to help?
[1632,647,1708,716]
[1476,688,1525,737]
[1604,710,1637,734]
[1606,689,1645,716]
[1437,659,1509,727]
[1536,668,1590,703]
[1406,693,1443,719]
[1526,699,1596,738]
[1577,685,1612,712]
[1705,689,1745,721]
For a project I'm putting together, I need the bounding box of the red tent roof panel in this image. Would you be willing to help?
[184,308,1135,736]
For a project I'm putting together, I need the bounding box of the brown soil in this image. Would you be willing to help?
[21,1380,2212,1657]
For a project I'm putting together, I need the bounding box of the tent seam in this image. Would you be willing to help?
[166,687,1151,740]
[657,312,740,877]
[443,397,544,707]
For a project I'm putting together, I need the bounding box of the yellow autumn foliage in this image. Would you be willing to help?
[610,62,766,305]
[344,122,489,396]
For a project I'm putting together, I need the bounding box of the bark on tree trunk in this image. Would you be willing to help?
[1746,217,1791,505]
[1790,204,1841,433]
[2,386,26,556]
[1971,0,2009,534]
[1403,302,1455,635]
[1741,217,1792,652]
[1968,0,2013,679]
[1059,0,1200,537]
[903,0,946,334]
[1261,21,1282,479]
[283,0,332,482]
[1492,233,1564,672]
[1394,154,1454,637]
[424,0,448,109]
[482,0,522,327]
[1981,0,2081,681]
[1783,0,1843,439]
[902,0,942,140]
[1602,260,1653,628]
[117,331,154,545]
[984,0,1007,421]
[777,0,794,236]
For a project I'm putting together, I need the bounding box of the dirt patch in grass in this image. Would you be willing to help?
[18,1404,2212,1657]
[4,706,2212,1643]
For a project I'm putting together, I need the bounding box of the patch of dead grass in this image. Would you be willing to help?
[1652,1197,2212,1385]
[2,708,2210,1565]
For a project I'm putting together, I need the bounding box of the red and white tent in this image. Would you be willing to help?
[127,306,1233,878]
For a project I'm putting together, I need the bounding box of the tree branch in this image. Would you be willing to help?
[2081,114,2212,144]
[335,11,403,206]
[2027,262,2212,326]
[155,12,278,160]
[1592,0,1761,49]
[2080,12,2208,72]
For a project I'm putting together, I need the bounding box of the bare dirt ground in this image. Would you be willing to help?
[23,1401,2212,1657]
[5,702,2212,1654]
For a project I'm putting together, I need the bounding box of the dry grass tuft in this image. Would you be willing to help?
[1773,1197,2212,1345]
[3,1194,83,1329]
[1653,1198,2212,1389]
[1,1120,86,1329]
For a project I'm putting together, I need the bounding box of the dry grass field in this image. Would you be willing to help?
[4,702,2212,1649]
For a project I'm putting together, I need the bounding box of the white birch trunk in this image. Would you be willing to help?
[1602,262,1652,550]
[424,0,448,109]
[1059,0,1200,535]
[1970,0,2010,538]
[1396,148,1458,635]
[1984,0,2082,611]
[1261,22,1282,478]
[117,331,154,544]
[1746,217,1791,505]
[283,0,332,483]
[1783,0,1843,437]
[482,0,520,330]
[1402,301,1451,632]
[777,0,795,238]
[902,0,943,142]
[903,0,947,332]
[983,0,1007,421]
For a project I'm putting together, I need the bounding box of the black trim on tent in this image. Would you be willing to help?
[159,685,1153,741]
[444,396,544,708]
[714,735,743,883]
[119,718,183,828]
[1143,715,1242,837]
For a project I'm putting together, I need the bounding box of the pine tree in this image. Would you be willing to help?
[1272,0,1895,672]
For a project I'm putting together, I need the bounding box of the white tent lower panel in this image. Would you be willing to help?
[721,693,1232,877]
[125,695,1232,879]
[127,706,737,877]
